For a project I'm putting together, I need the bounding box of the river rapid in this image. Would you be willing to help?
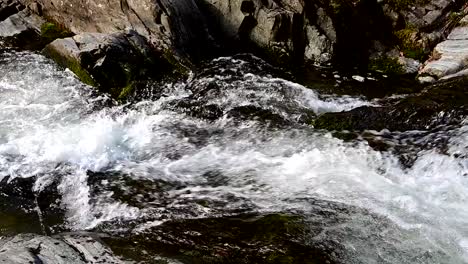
[0,51,467,263]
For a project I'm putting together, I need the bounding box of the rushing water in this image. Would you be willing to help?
[0,51,467,263]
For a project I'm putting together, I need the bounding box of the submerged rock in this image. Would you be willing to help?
[314,76,468,131]
[171,54,316,125]
[103,213,337,264]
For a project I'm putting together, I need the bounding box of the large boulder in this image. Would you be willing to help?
[42,30,174,99]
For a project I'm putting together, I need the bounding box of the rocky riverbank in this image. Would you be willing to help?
[0,0,466,97]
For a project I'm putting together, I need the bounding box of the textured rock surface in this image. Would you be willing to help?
[419,6,468,81]
[0,0,462,78]
[197,0,335,65]
[0,9,45,49]
[2,0,462,71]
[0,234,123,263]
[0,0,23,21]
[18,0,215,65]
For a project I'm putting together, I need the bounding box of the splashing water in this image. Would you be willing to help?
[0,51,467,263]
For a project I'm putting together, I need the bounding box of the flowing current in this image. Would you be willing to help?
[0,51,467,263]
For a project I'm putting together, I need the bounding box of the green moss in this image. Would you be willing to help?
[251,214,302,242]
[267,254,295,264]
[449,12,465,24]
[368,56,404,75]
[68,60,96,86]
[117,82,135,102]
[43,45,96,86]
[163,50,190,76]
[40,22,73,43]
[394,28,428,61]
[402,47,426,61]
[312,113,356,131]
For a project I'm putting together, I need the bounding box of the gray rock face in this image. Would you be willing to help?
[198,0,336,65]
[0,9,45,49]
[19,0,215,64]
[0,234,123,264]
[0,0,24,21]
[419,20,468,81]
[3,0,463,77]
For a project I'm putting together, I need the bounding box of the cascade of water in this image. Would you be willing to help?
[0,51,467,263]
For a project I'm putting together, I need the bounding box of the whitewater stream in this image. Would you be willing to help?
[0,51,467,263]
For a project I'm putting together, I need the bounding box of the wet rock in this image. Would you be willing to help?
[0,1,72,51]
[42,30,174,99]
[171,54,315,126]
[0,176,65,235]
[0,233,123,263]
[197,0,392,68]
[418,75,437,83]
[314,76,468,131]
[100,196,444,263]
[103,213,337,264]
[440,67,468,80]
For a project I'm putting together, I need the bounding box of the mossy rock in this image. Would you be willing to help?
[42,41,96,87]
[40,22,73,43]
[368,56,404,75]
[42,31,181,101]
[394,28,428,61]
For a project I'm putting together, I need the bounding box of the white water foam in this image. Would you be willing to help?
[0,51,467,263]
